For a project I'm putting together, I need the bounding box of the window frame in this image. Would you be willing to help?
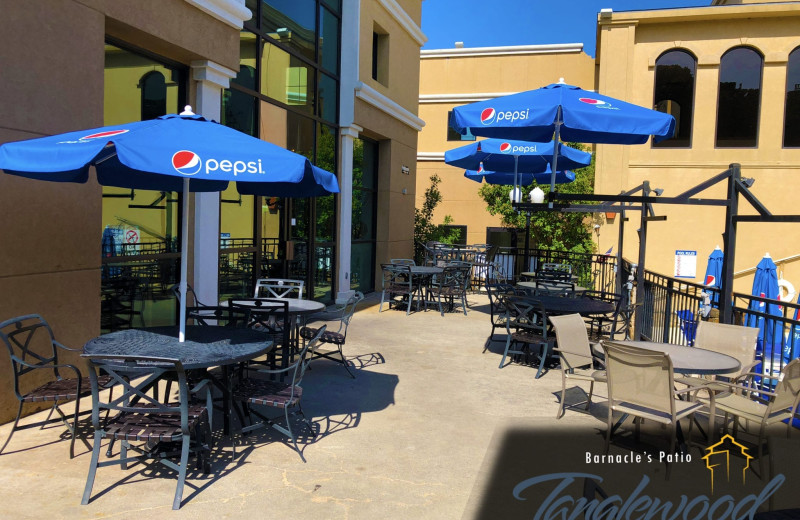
[782,46,800,149]
[652,48,697,149]
[714,45,764,149]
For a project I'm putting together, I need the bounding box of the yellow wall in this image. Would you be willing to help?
[596,3,800,296]
[417,48,595,245]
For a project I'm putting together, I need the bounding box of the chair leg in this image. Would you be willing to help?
[339,345,355,379]
[499,336,513,368]
[379,290,386,312]
[605,403,612,454]
[172,433,191,510]
[0,402,24,455]
[534,342,550,379]
[556,373,566,419]
[81,431,104,505]
[586,381,595,411]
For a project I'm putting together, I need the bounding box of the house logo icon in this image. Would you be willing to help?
[702,434,753,494]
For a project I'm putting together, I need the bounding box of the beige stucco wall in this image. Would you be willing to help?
[417,48,595,246]
[595,3,800,297]
[0,1,240,424]
[357,0,423,287]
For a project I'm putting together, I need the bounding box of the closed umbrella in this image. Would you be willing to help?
[703,247,724,307]
[745,255,784,381]
[785,294,800,363]
[449,81,675,197]
[0,108,339,341]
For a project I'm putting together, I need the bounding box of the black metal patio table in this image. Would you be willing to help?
[521,294,615,317]
[409,266,443,311]
[84,326,273,434]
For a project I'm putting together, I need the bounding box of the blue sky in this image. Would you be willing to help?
[422,0,710,57]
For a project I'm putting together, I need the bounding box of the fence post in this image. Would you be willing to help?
[663,278,673,343]
[719,165,739,325]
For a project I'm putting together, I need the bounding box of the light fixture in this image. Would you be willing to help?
[509,187,522,203]
[529,186,545,204]
[653,188,664,196]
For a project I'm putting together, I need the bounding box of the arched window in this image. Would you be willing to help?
[139,71,167,121]
[716,46,763,148]
[784,46,800,147]
[653,49,696,148]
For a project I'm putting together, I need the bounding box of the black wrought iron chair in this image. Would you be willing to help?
[581,290,623,339]
[186,305,251,328]
[81,355,213,510]
[0,314,112,459]
[500,295,553,378]
[229,298,290,369]
[300,292,365,378]
[485,283,517,342]
[379,263,416,315]
[233,326,326,462]
[170,283,208,307]
[429,263,472,316]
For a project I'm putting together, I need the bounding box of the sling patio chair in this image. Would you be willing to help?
[81,354,213,510]
[549,313,606,419]
[300,292,365,378]
[602,341,714,478]
[0,314,113,459]
[704,358,800,479]
[233,326,326,462]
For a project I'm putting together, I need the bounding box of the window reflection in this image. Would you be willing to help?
[261,41,314,114]
[261,0,316,61]
[716,46,763,148]
[320,6,339,73]
[351,137,378,293]
[653,49,695,148]
[784,47,800,148]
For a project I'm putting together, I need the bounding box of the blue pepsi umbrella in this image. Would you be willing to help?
[703,247,724,307]
[463,167,575,186]
[745,256,784,375]
[445,139,590,173]
[0,109,339,341]
[449,82,675,195]
[786,294,800,362]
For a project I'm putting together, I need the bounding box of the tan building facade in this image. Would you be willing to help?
[0,0,423,423]
[595,0,800,297]
[416,44,595,246]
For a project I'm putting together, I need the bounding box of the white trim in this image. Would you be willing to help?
[355,82,426,131]
[340,124,363,139]
[419,92,518,104]
[417,152,445,161]
[378,0,427,47]
[190,60,237,89]
[184,0,251,29]
[421,43,583,59]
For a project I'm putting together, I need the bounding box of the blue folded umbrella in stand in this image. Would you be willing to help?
[745,255,784,387]
[0,108,339,341]
[703,247,724,307]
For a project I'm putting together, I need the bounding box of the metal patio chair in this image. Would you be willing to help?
[0,314,112,459]
[379,263,416,315]
[300,291,365,378]
[254,278,304,299]
[81,355,213,510]
[233,326,326,462]
[549,313,606,419]
[500,295,553,377]
[485,282,517,342]
[428,263,472,316]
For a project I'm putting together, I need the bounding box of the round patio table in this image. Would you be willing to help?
[522,295,614,316]
[409,266,443,312]
[84,326,273,434]
[614,340,740,376]
[517,281,587,295]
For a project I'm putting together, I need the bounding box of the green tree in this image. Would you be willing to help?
[414,174,462,263]
[477,143,596,253]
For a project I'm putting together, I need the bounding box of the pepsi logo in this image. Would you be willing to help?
[172,150,202,176]
[705,275,716,286]
[499,142,512,154]
[80,129,129,140]
[480,108,496,125]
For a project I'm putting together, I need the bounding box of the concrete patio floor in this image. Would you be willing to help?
[1,293,798,518]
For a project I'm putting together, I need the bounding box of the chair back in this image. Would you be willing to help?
[487,283,516,321]
[390,258,416,266]
[293,325,327,388]
[542,262,572,274]
[381,263,411,289]
[771,358,800,412]
[170,283,205,307]
[186,306,251,328]
[229,298,290,347]
[254,278,304,299]
[82,355,192,432]
[503,295,549,338]
[0,314,61,399]
[340,291,365,330]
[694,321,758,376]
[549,313,593,370]
[603,341,676,416]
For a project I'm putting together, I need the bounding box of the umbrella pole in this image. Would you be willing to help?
[549,107,563,209]
[179,178,190,342]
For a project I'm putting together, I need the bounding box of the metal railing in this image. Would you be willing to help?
[493,247,617,292]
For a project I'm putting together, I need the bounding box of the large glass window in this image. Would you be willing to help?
[653,49,695,148]
[447,110,475,141]
[103,43,186,331]
[351,137,378,293]
[784,47,800,148]
[222,1,340,302]
[716,46,763,148]
[219,184,257,301]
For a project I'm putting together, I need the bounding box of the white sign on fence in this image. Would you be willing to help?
[674,250,697,279]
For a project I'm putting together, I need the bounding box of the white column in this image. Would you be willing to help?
[335,0,361,304]
[336,124,362,303]
[190,60,237,306]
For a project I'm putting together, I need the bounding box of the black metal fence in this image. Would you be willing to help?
[493,247,617,292]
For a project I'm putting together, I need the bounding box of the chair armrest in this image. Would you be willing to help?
[707,379,778,397]
[53,340,82,352]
